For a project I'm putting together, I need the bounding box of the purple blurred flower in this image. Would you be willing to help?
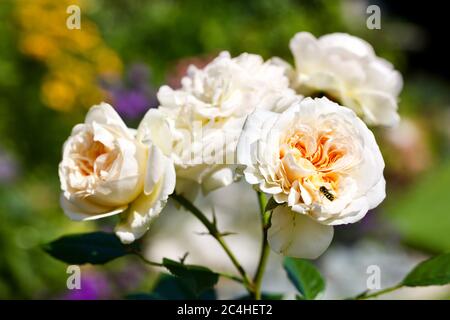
[114,89,154,119]
[0,148,19,184]
[127,64,150,88]
[62,272,111,300]
[100,63,158,120]
[113,263,146,292]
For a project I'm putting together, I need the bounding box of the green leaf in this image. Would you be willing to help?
[264,197,280,212]
[283,257,325,300]
[162,258,219,297]
[155,274,216,300]
[153,274,193,299]
[127,274,217,300]
[237,292,284,300]
[402,253,450,287]
[43,232,134,265]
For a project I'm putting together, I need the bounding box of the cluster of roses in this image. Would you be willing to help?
[59,32,402,259]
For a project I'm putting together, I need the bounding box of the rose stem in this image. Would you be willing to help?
[355,284,404,300]
[253,191,272,300]
[171,193,254,294]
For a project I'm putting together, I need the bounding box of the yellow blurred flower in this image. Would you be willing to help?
[92,47,123,75]
[19,33,58,61]
[15,0,123,111]
[41,78,75,111]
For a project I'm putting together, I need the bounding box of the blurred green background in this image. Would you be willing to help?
[0,0,449,299]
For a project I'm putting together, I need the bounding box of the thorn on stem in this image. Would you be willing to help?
[179,252,189,264]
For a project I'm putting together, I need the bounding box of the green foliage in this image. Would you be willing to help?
[162,258,219,297]
[386,161,450,253]
[402,253,450,287]
[237,292,283,300]
[128,274,216,300]
[95,0,346,84]
[0,176,82,299]
[43,232,136,265]
[283,257,325,300]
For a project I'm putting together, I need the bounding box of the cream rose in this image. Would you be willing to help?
[153,51,295,196]
[237,97,386,258]
[58,102,175,244]
[280,32,402,126]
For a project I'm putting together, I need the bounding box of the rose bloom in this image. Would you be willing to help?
[152,51,295,196]
[59,103,175,244]
[237,97,386,258]
[278,32,402,126]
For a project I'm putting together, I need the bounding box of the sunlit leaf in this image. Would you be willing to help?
[283,257,325,300]
[402,253,450,287]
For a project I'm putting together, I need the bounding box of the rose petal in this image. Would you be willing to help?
[202,166,234,194]
[115,155,175,244]
[85,102,132,139]
[268,206,334,259]
[60,194,127,221]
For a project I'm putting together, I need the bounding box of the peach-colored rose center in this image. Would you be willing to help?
[72,133,115,179]
[278,130,346,197]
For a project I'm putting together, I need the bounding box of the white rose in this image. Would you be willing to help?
[153,51,296,196]
[237,97,386,258]
[58,102,175,244]
[283,32,402,126]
